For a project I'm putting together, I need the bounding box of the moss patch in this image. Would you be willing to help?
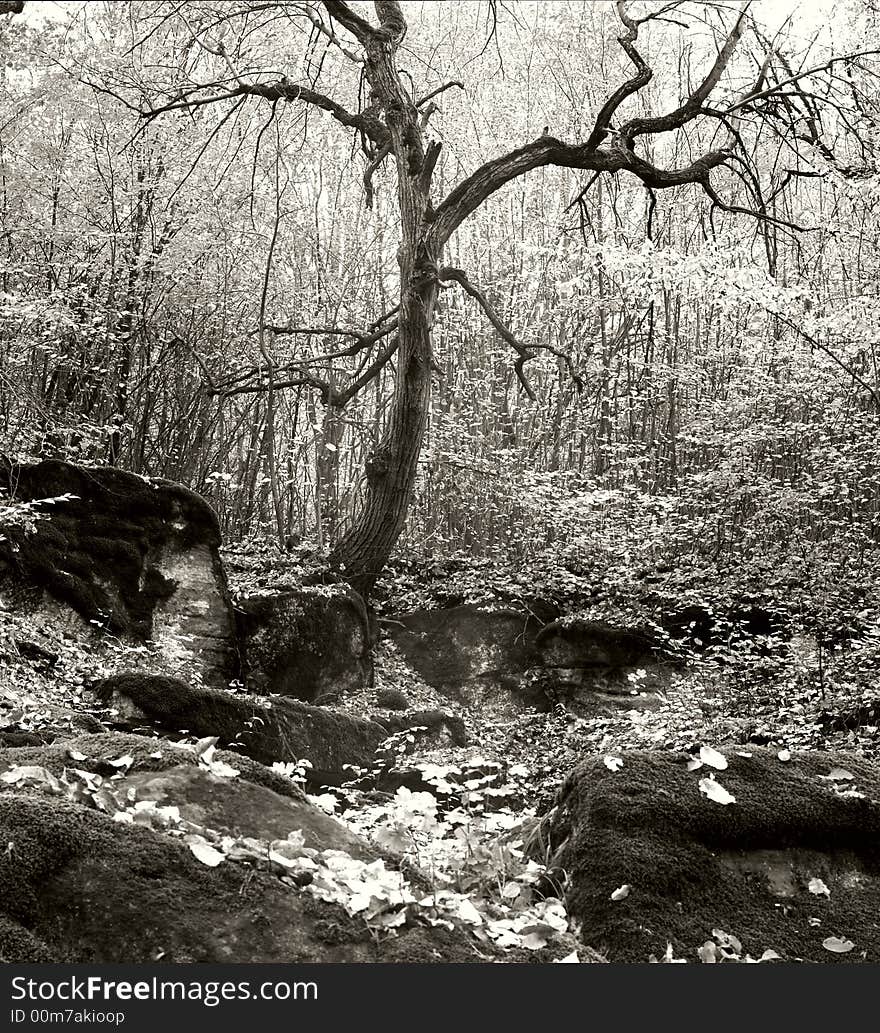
[388,604,545,700]
[373,709,469,747]
[0,792,531,963]
[540,748,880,962]
[0,729,306,801]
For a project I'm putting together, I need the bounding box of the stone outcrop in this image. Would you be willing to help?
[535,618,659,670]
[237,586,372,701]
[387,604,668,713]
[0,459,236,686]
[0,731,372,859]
[0,732,498,963]
[386,604,548,709]
[371,709,468,748]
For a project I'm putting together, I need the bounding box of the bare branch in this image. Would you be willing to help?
[416,81,464,107]
[263,319,399,362]
[702,181,806,232]
[140,79,390,146]
[363,141,392,208]
[439,266,584,399]
[429,135,731,248]
[209,334,398,408]
[295,3,362,62]
[334,338,399,406]
[727,49,880,115]
[773,313,880,408]
[619,2,752,140]
[585,1,653,149]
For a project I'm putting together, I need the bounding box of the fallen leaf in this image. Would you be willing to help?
[108,754,134,770]
[699,778,736,805]
[698,941,718,963]
[699,746,728,771]
[686,758,703,771]
[808,877,831,898]
[713,929,742,954]
[825,767,855,781]
[67,749,87,762]
[603,756,624,772]
[188,838,225,867]
[454,898,483,925]
[735,751,753,758]
[759,949,782,961]
[204,758,239,778]
[610,884,631,901]
[822,936,854,954]
[777,749,791,762]
[370,910,407,929]
[193,736,218,757]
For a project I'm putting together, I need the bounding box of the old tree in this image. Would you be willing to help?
[91,0,872,595]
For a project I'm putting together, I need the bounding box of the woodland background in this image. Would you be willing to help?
[1,0,880,630]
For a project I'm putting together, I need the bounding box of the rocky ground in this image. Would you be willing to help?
[1,462,878,963]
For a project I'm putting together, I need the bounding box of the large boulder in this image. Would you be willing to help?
[535,618,659,670]
[536,748,880,962]
[533,618,669,711]
[237,586,372,701]
[386,604,548,709]
[0,459,236,686]
[387,604,665,714]
[372,709,469,748]
[95,673,387,783]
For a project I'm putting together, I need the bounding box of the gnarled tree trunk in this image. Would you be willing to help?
[327,3,441,597]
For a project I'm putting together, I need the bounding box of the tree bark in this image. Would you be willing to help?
[328,4,440,597]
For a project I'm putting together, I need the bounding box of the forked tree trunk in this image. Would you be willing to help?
[320,0,750,597]
[328,12,440,597]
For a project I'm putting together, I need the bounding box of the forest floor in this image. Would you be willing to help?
[3,554,879,806]
[3,588,878,819]
[2,559,880,963]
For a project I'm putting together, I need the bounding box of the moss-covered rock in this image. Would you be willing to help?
[95,673,387,783]
[0,730,304,798]
[0,732,564,964]
[536,748,880,962]
[375,687,410,710]
[535,618,661,670]
[387,605,670,713]
[0,792,502,963]
[0,731,373,859]
[372,709,468,748]
[237,586,372,701]
[0,459,236,685]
